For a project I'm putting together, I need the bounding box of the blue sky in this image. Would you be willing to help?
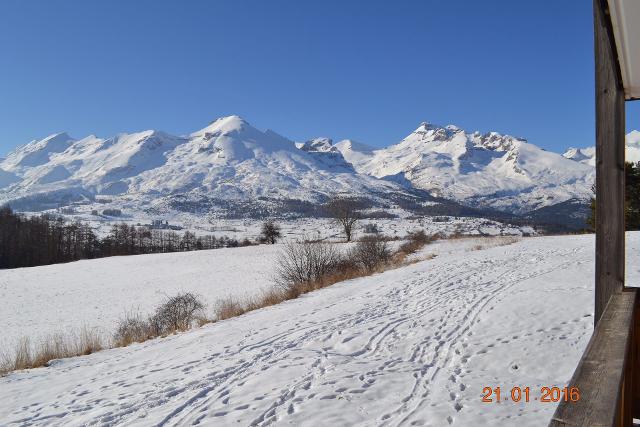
[0,0,638,156]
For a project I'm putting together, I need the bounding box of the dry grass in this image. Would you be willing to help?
[466,236,522,251]
[1,327,105,376]
[113,313,154,347]
[397,231,440,257]
[215,296,250,320]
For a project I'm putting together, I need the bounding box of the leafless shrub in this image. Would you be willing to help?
[146,312,164,337]
[350,235,391,272]
[152,292,205,333]
[406,230,432,244]
[275,241,343,295]
[399,230,438,255]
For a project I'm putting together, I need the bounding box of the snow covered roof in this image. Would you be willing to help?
[608,0,640,99]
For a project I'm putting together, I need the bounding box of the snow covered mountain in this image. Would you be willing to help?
[335,123,595,213]
[0,116,598,221]
[563,130,640,166]
[0,116,417,215]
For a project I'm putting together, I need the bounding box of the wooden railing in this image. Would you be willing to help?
[549,289,638,426]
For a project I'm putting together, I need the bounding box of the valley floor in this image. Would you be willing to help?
[1,233,639,426]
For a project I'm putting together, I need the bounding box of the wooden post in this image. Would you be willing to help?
[594,0,626,325]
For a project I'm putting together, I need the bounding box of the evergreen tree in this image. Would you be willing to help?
[260,220,281,244]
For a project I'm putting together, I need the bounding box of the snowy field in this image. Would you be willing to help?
[1,233,639,426]
[1,237,500,350]
[0,245,282,350]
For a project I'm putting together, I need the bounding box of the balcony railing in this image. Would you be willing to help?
[549,289,638,426]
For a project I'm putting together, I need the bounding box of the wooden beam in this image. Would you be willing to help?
[594,0,626,325]
[549,290,637,426]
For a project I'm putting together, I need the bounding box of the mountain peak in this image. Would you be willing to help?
[563,130,640,165]
[43,132,73,142]
[1,132,76,171]
[22,131,75,153]
[300,137,335,153]
[191,115,251,137]
[416,122,442,132]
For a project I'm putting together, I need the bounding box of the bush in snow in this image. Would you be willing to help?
[350,235,391,272]
[112,293,206,346]
[152,292,205,333]
[275,241,343,296]
[399,230,438,255]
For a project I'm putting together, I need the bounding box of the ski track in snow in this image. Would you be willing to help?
[2,235,636,426]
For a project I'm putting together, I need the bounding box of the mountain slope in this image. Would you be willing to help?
[563,130,640,166]
[336,123,595,213]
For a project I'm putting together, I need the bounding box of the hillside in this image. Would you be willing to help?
[2,233,638,425]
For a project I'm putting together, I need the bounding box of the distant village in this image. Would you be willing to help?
[146,219,184,231]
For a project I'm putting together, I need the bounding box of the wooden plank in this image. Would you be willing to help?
[594,0,626,324]
[549,290,637,426]
[633,299,640,419]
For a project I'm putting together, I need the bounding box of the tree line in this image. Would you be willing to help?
[0,206,251,269]
[1,196,373,269]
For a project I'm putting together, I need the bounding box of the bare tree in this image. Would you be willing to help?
[327,197,361,242]
[260,220,282,244]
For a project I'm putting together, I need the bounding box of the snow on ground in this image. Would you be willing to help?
[2,233,638,426]
[1,235,525,352]
[0,245,281,350]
